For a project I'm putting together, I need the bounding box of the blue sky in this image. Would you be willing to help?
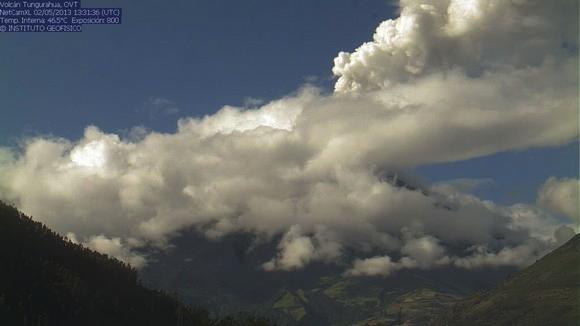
[1,0,577,205]
[0,0,393,140]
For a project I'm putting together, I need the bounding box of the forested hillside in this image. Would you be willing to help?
[0,201,272,326]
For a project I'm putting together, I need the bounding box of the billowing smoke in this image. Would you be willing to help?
[0,0,577,274]
[333,0,578,93]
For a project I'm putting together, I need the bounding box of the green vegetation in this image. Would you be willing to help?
[385,289,460,325]
[272,292,307,320]
[323,278,381,306]
[0,202,274,326]
[142,228,512,326]
[433,235,580,326]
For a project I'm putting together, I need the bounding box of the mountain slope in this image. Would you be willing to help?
[0,201,213,326]
[433,234,580,326]
[138,175,515,325]
[141,229,513,326]
[0,202,273,326]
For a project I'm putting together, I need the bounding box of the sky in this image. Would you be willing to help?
[0,0,578,275]
[0,0,393,140]
[1,0,575,205]
[1,0,577,204]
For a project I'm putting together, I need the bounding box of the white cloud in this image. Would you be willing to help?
[452,241,541,269]
[85,234,147,268]
[344,233,441,276]
[401,234,447,268]
[70,140,107,169]
[538,177,579,222]
[345,256,401,277]
[345,222,558,277]
[0,0,577,271]
[263,226,342,271]
[333,0,578,93]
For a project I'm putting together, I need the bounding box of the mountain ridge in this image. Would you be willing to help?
[0,201,273,326]
[140,228,513,325]
[432,234,580,326]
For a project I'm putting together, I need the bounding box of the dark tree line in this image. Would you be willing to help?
[0,201,274,326]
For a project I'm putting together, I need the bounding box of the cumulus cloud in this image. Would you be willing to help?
[346,233,447,277]
[345,222,558,277]
[263,226,342,271]
[401,234,447,268]
[85,235,147,268]
[538,177,579,222]
[333,0,578,92]
[346,256,402,277]
[66,232,146,268]
[0,0,577,271]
